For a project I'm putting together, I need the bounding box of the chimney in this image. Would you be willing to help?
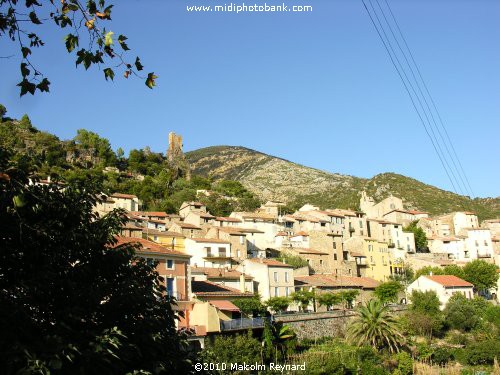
[239,274,246,293]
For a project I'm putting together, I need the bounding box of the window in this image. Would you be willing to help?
[237,249,241,258]
[321,222,326,227]
[239,236,244,244]
[320,260,323,266]
[484,240,488,246]
[334,254,338,261]
[205,246,213,257]
[274,287,279,297]
[285,272,289,282]
[333,242,337,249]
[274,272,278,282]
[218,247,227,257]
[359,220,363,228]
[166,277,175,297]
[285,287,289,297]
[153,235,158,241]
[166,259,174,269]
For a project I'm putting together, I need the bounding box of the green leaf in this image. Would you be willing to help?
[29,11,42,25]
[20,63,30,77]
[104,31,114,47]
[21,47,32,58]
[134,57,143,71]
[145,72,158,89]
[36,78,50,92]
[103,68,115,81]
[64,34,79,52]
[117,35,130,51]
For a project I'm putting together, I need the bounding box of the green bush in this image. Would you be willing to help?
[431,347,454,365]
[394,351,413,375]
[464,339,500,366]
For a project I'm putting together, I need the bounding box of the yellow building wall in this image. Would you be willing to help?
[144,234,186,253]
[364,240,393,282]
[189,302,221,333]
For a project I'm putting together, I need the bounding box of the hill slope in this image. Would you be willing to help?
[186,146,500,220]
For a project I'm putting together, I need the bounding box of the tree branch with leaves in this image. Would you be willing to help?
[0,0,157,96]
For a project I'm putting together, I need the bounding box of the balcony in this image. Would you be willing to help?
[355,257,368,266]
[477,253,492,259]
[220,317,271,331]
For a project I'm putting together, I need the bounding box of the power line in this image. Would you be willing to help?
[372,0,467,196]
[361,0,460,194]
[381,0,475,198]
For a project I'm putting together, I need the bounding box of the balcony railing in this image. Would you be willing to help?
[477,253,492,259]
[220,317,271,331]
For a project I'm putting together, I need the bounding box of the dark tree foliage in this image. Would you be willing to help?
[1,0,156,96]
[0,152,194,374]
[403,221,428,252]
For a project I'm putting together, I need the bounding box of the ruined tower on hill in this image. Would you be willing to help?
[167,132,191,180]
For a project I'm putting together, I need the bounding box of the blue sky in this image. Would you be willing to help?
[1,0,498,198]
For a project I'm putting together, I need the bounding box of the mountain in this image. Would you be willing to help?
[186,146,500,221]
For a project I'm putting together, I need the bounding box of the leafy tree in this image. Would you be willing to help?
[339,290,360,309]
[291,290,315,312]
[443,294,481,331]
[410,290,441,316]
[276,253,309,269]
[231,295,266,317]
[464,339,500,365]
[0,161,193,373]
[404,290,443,338]
[0,104,6,119]
[200,331,261,373]
[1,0,155,96]
[374,281,403,304]
[347,299,404,353]
[74,129,116,166]
[463,260,498,291]
[317,292,342,311]
[413,266,444,280]
[265,297,290,313]
[403,221,427,251]
[442,264,466,279]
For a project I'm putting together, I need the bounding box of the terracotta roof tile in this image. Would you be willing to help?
[424,275,473,287]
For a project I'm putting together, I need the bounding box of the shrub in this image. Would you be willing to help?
[464,339,500,365]
[394,351,413,375]
[431,347,454,365]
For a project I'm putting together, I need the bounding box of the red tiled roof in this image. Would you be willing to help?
[192,280,252,297]
[293,231,309,237]
[192,267,253,280]
[111,193,137,199]
[295,274,379,289]
[247,258,292,268]
[175,222,202,229]
[209,300,241,312]
[114,237,190,258]
[275,231,288,237]
[216,217,242,222]
[142,229,185,237]
[424,275,473,288]
[130,211,169,218]
[289,247,328,255]
[188,238,231,244]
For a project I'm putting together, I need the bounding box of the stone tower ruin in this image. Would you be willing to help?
[167,132,191,180]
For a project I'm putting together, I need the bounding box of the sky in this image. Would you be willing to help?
[1,0,499,198]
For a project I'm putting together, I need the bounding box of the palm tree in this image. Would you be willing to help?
[347,299,404,353]
[263,321,296,361]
